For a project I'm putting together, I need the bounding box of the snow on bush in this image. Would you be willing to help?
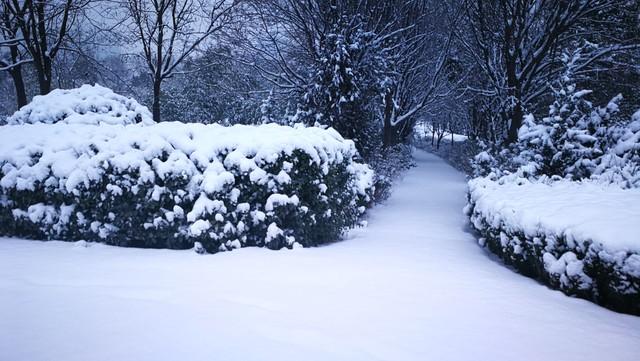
[6,84,154,126]
[466,177,640,315]
[516,82,618,180]
[0,122,374,253]
[592,109,640,188]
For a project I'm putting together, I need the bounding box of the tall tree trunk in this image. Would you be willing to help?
[35,0,51,95]
[36,68,52,95]
[503,5,522,145]
[506,100,523,144]
[34,65,51,95]
[382,90,398,147]
[153,79,162,122]
[7,43,28,107]
[9,67,28,108]
[41,58,52,94]
[383,124,397,147]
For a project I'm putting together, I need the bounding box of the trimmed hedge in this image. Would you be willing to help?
[0,122,374,253]
[465,180,640,315]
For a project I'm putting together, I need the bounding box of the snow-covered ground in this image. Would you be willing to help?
[1,150,639,361]
[414,122,469,142]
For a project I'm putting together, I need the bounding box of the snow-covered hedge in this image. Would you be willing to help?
[0,122,373,253]
[466,177,640,315]
[6,84,154,126]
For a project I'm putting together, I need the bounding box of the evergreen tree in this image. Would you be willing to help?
[297,15,391,160]
[517,75,622,180]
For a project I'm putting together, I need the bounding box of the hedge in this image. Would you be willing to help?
[0,122,374,253]
[465,177,640,315]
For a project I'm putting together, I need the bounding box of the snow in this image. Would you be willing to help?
[265,194,299,211]
[414,122,469,142]
[6,84,154,126]
[468,178,640,253]
[0,122,365,194]
[1,150,639,361]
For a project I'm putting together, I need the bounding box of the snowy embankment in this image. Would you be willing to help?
[0,122,373,252]
[467,178,640,314]
[1,151,639,361]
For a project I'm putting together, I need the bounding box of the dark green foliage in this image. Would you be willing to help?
[0,150,372,254]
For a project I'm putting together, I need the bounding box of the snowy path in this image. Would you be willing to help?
[1,150,639,361]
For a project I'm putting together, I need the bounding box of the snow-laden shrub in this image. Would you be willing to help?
[472,83,640,189]
[592,109,640,188]
[466,177,640,315]
[515,81,621,180]
[6,84,154,126]
[0,122,374,253]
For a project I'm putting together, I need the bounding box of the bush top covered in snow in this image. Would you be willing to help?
[6,84,154,126]
[468,177,640,253]
[0,122,372,195]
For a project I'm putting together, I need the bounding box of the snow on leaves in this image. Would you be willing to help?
[0,120,374,253]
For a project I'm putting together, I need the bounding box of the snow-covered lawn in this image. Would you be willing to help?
[1,150,639,361]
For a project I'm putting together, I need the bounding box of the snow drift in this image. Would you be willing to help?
[6,84,154,126]
[0,122,374,253]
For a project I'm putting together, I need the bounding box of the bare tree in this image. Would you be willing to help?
[378,1,462,146]
[123,0,241,122]
[460,0,631,144]
[0,0,30,107]
[244,0,463,150]
[13,0,89,95]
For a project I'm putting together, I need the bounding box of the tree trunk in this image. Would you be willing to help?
[503,12,521,145]
[506,100,523,144]
[9,67,28,108]
[33,56,52,95]
[41,59,52,94]
[153,79,162,122]
[37,69,52,95]
[383,123,400,147]
[382,91,397,147]
[7,43,28,107]
[35,1,51,95]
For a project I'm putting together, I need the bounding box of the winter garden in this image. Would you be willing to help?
[1,1,639,360]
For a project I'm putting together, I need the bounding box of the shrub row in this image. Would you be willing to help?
[465,179,640,315]
[0,122,374,253]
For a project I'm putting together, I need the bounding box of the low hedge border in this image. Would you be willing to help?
[465,198,640,315]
